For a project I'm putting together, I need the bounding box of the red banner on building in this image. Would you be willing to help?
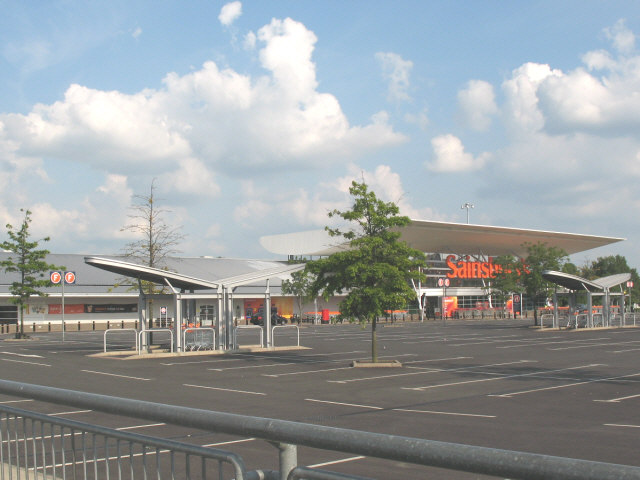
[48,304,85,315]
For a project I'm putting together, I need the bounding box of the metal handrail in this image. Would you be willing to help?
[272,325,300,347]
[0,403,249,480]
[137,328,174,354]
[104,328,138,353]
[0,380,638,480]
[233,325,263,348]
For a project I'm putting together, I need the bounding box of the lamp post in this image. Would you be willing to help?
[461,202,474,224]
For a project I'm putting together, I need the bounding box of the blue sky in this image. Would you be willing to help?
[1,1,640,269]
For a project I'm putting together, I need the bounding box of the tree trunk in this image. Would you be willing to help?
[16,304,25,339]
[371,316,378,363]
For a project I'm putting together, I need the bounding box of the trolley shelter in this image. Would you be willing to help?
[542,270,632,329]
[84,256,304,352]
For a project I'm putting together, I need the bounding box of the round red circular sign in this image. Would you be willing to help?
[64,271,76,284]
[50,271,61,284]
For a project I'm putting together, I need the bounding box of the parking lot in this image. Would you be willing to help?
[1,319,639,478]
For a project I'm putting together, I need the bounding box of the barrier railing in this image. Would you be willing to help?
[103,328,138,353]
[272,325,300,347]
[137,329,174,354]
[233,325,263,348]
[0,380,639,480]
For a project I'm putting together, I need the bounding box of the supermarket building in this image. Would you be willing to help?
[0,220,625,350]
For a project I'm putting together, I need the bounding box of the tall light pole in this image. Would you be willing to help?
[461,202,474,224]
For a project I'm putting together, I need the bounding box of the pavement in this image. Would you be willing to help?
[0,319,639,479]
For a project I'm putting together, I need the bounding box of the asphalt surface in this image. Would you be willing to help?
[0,319,639,479]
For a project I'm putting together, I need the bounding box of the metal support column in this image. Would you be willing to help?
[265,279,271,348]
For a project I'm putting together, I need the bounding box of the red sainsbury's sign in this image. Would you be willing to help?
[446,255,529,279]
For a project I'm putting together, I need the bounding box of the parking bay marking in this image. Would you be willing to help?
[594,391,640,403]
[490,369,640,398]
[1,358,51,367]
[184,384,266,396]
[407,363,601,392]
[0,351,44,358]
[305,399,495,418]
[82,370,151,381]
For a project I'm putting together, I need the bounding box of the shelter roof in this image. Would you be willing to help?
[259,220,624,258]
[84,256,304,291]
[542,270,631,292]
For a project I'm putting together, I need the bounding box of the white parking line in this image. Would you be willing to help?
[183,384,266,396]
[203,438,257,447]
[1,358,51,367]
[81,370,151,381]
[306,399,382,410]
[263,367,352,377]
[305,398,496,418]
[594,392,640,403]
[605,423,640,429]
[408,364,600,392]
[492,371,640,398]
[307,456,366,468]
[0,351,44,358]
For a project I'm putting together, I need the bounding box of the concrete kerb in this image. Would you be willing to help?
[351,359,403,368]
[90,345,311,360]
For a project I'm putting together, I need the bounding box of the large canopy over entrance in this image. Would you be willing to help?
[259,220,624,257]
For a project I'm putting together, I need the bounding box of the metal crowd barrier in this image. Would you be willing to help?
[0,380,639,480]
[103,328,138,353]
[272,325,300,347]
[233,325,263,348]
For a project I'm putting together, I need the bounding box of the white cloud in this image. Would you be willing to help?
[457,80,498,131]
[427,134,489,172]
[219,2,242,27]
[132,27,142,39]
[604,19,635,54]
[0,16,405,187]
[375,52,413,102]
[501,23,640,137]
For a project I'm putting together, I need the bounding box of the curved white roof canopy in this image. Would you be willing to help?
[84,256,304,291]
[260,220,624,258]
[542,270,631,292]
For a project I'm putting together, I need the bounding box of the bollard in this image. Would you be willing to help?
[121,320,124,329]
[107,320,110,329]
[92,321,95,331]
[48,322,51,332]
[32,323,36,332]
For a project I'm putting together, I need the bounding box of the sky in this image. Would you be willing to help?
[1,1,640,269]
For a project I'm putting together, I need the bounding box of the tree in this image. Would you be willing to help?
[305,181,426,363]
[0,209,63,339]
[489,242,567,324]
[281,269,314,323]
[581,255,640,306]
[120,179,185,295]
[487,254,524,311]
[521,242,568,325]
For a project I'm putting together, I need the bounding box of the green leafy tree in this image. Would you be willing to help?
[489,242,567,324]
[306,181,426,363]
[487,254,524,311]
[281,269,314,323]
[581,255,639,306]
[521,242,568,325]
[0,209,63,339]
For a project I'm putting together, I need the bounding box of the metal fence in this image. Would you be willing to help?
[0,379,639,480]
